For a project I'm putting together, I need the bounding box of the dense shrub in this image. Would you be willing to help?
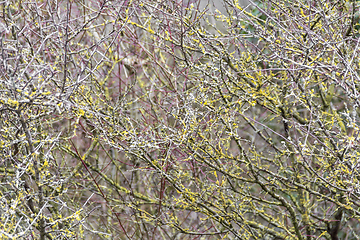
[1,0,360,239]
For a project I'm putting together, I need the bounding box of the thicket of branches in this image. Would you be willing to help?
[1,0,360,239]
